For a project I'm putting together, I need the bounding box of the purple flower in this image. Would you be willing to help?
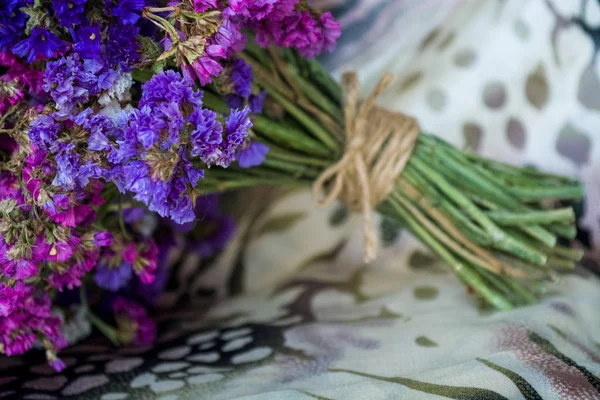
[224,107,252,144]
[139,70,203,109]
[189,108,223,163]
[225,94,244,109]
[53,0,88,26]
[12,28,66,63]
[231,58,253,98]
[123,207,146,223]
[250,5,341,58]
[43,54,97,118]
[319,12,342,54]
[104,23,140,70]
[229,0,278,20]
[71,26,101,59]
[0,1,28,52]
[0,282,67,369]
[111,71,253,224]
[182,56,223,86]
[94,232,114,246]
[29,116,60,149]
[249,90,266,113]
[212,19,245,56]
[193,0,217,12]
[112,297,156,345]
[238,142,269,168]
[48,357,66,372]
[111,0,145,25]
[94,262,133,291]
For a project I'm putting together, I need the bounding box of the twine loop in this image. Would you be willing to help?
[312,72,420,263]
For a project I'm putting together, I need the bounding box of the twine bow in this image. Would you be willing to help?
[312,72,420,263]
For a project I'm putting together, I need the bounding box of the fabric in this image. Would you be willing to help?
[3,0,600,399]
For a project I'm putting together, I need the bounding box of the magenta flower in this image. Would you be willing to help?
[112,297,156,346]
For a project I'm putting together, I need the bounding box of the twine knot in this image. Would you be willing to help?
[312,72,420,263]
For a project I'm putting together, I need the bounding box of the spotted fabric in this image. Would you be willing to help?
[2,1,600,399]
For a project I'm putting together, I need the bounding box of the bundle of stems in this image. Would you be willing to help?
[200,43,584,310]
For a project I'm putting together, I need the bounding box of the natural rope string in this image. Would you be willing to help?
[312,72,420,263]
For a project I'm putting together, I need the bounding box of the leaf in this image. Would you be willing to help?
[256,211,306,236]
[156,47,177,62]
[131,69,155,83]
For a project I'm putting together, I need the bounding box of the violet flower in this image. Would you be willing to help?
[238,142,269,168]
[71,26,102,59]
[53,0,88,26]
[111,0,145,25]
[12,27,66,63]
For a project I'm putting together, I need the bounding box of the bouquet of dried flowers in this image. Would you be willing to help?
[0,0,582,369]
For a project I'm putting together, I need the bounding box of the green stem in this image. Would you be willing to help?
[261,158,320,178]
[254,116,334,158]
[410,155,547,265]
[265,90,340,154]
[385,196,514,310]
[267,146,331,167]
[486,208,575,226]
[79,287,120,346]
[118,200,132,241]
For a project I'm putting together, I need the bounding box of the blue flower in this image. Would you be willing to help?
[12,28,66,63]
[94,262,133,292]
[104,23,140,70]
[0,0,28,52]
[238,142,269,168]
[111,0,145,25]
[225,94,244,110]
[53,0,88,26]
[249,90,266,113]
[71,26,101,59]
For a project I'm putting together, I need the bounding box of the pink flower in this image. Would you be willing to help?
[182,56,223,86]
[112,297,156,346]
[123,242,137,264]
[133,239,158,284]
[0,283,66,370]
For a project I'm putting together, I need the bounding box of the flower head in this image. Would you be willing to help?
[112,297,156,346]
[53,0,88,26]
[238,141,268,168]
[71,26,102,59]
[193,0,218,12]
[12,28,66,63]
[111,0,145,25]
[0,1,28,52]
